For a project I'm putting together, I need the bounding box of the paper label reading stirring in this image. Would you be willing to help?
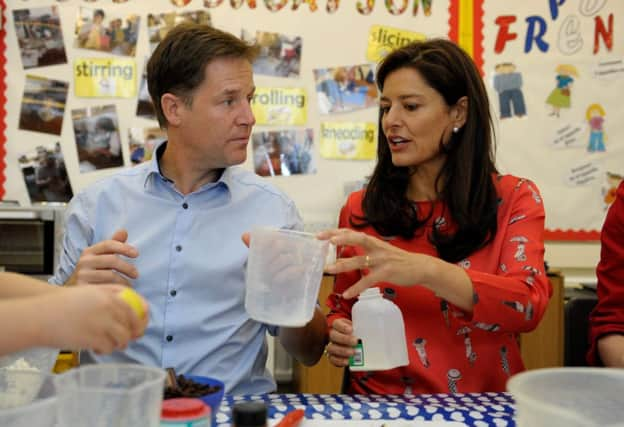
[349,339,364,367]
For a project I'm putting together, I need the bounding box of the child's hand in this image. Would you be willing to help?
[40,285,149,354]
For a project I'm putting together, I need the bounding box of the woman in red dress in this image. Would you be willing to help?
[320,39,549,394]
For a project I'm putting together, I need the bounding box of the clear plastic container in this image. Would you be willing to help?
[0,347,60,410]
[0,369,47,409]
[350,287,409,371]
[0,374,58,426]
[53,363,166,427]
[245,227,330,327]
[0,347,60,374]
[507,367,624,427]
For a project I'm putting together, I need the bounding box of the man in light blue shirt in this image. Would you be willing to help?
[50,23,327,394]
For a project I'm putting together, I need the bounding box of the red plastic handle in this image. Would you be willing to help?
[274,409,305,427]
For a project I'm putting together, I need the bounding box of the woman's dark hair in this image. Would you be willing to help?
[146,23,259,128]
[355,38,499,263]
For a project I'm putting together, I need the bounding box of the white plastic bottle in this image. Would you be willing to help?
[350,287,409,371]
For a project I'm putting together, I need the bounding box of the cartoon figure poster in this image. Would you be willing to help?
[483,0,624,235]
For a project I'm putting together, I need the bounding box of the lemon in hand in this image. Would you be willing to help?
[118,288,147,319]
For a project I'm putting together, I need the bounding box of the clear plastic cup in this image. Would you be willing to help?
[245,227,330,327]
[507,367,624,427]
[0,374,58,426]
[0,369,47,409]
[0,347,60,374]
[53,363,166,427]
[0,347,60,412]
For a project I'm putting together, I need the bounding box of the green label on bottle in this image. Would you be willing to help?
[349,339,364,367]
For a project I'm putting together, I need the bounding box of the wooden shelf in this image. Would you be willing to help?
[293,275,344,394]
[520,270,564,370]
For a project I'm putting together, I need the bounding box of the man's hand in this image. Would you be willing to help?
[326,317,358,367]
[66,229,139,286]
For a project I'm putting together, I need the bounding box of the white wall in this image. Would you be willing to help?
[545,241,599,286]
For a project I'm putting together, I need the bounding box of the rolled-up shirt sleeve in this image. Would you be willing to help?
[48,192,93,285]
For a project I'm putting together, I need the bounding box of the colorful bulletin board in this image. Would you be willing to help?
[0,0,622,241]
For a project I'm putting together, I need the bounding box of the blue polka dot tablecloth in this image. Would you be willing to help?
[215,393,515,426]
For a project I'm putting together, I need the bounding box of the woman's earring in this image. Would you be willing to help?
[453,127,459,133]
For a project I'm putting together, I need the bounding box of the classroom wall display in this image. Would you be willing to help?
[243,30,303,78]
[74,6,140,56]
[12,5,67,69]
[128,126,166,165]
[251,87,308,125]
[366,25,426,62]
[135,58,155,119]
[319,121,377,160]
[313,64,377,114]
[71,104,124,173]
[482,0,624,239]
[1,0,622,240]
[147,9,212,54]
[252,128,315,177]
[74,57,137,98]
[19,74,69,136]
[18,141,72,204]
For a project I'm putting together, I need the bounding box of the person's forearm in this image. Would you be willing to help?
[598,334,624,367]
[421,257,474,312]
[0,297,50,355]
[279,306,328,366]
[0,273,61,298]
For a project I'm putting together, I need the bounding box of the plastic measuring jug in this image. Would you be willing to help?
[53,363,166,427]
[245,227,330,327]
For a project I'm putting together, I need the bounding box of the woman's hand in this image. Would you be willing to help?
[326,318,358,367]
[318,228,433,299]
[318,228,475,311]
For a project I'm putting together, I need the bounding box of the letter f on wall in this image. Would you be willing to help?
[494,16,518,54]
